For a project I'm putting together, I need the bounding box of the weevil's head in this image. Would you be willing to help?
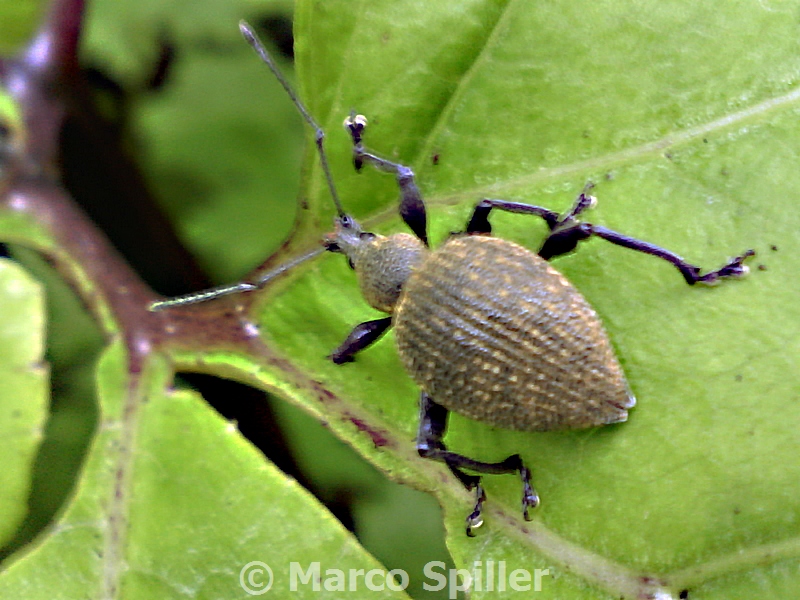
[323,215,427,313]
[323,214,368,260]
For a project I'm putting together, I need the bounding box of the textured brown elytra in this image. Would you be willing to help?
[394,235,634,431]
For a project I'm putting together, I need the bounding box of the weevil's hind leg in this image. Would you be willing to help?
[466,190,754,284]
[416,393,539,535]
[539,219,754,284]
[344,115,428,246]
[570,226,755,285]
[441,458,487,536]
[329,316,393,364]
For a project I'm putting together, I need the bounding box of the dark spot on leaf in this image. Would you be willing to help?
[757,264,767,271]
[638,575,667,586]
[145,29,177,92]
[349,415,389,447]
[679,590,689,599]
[770,244,778,251]
[82,65,126,126]
[318,387,337,403]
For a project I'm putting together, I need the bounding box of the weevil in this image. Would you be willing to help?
[151,22,755,535]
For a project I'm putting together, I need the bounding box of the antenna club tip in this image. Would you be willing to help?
[239,20,256,41]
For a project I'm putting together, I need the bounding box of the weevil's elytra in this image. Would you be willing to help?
[150,22,755,536]
[394,235,634,431]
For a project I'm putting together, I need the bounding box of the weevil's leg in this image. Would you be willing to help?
[588,225,754,284]
[416,393,539,535]
[344,115,428,246]
[466,191,597,236]
[466,199,561,234]
[329,316,393,364]
[465,192,754,283]
[541,222,755,284]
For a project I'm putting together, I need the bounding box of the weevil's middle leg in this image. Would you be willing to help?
[466,191,754,284]
[416,393,539,535]
[466,189,597,237]
[344,115,428,246]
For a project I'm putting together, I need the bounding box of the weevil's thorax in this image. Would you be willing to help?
[326,216,428,313]
[354,233,428,313]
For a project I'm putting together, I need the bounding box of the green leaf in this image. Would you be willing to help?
[1,0,798,599]
[0,1,419,598]
[0,342,410,599]
[0,0,44,54]
[251,0,799,597]
[82,0,299,281]
[0,259,47,549]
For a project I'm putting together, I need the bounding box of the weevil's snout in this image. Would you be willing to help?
[322,235,340,253]
[322,229,342,253]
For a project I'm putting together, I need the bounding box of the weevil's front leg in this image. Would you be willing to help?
[416,393,538,535]
[344,114,428,246]
[329,317,393,364]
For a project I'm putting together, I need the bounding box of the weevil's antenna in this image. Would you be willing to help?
[149,246,324,311]
[149,282,258,311]
[239,20,345,218]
